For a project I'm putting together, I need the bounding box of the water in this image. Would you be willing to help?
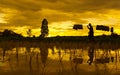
[0,42,120,75]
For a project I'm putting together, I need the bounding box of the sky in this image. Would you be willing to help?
[0,0,120,37]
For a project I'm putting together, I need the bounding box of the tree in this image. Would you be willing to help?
[40,18,49,37]
[2,29,23,37]
[2,29,12,36]
[73,24,83,30]
[26,29,32,37]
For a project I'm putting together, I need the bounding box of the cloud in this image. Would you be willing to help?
[0,0,120,36]
[0,0,41,11]
[0,0,120,12]
[38,0,120,13]
[2,8,88,28]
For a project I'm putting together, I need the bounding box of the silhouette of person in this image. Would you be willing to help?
[87,23,94,41]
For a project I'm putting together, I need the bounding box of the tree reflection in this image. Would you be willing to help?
[25,46,33,74]
[40,47,48,67]
[0,41,120,75]
[57,49,65,75]
[39,46,48,75]
[1,45,13,62]
[16,47,19,66]
[69,49,83,75]
[2,48,6,61]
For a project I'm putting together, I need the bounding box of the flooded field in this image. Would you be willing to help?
[0,41,120,75]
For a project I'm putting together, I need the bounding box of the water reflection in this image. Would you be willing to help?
[39,46,49,75]
[87,46,94,65]
[0,43,120,75]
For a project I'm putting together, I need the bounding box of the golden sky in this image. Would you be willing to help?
[0,0,120,37]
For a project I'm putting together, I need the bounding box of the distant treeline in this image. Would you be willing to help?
[0,35,120,44]
[0,29,119,44]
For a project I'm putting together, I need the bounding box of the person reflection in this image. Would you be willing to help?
[87,46,94,65]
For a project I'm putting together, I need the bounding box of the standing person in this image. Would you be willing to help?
[87,23,94,41]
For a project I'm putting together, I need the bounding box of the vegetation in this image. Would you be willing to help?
[40,18,49,37]
[0,29,120,43]
[26,29,32,37]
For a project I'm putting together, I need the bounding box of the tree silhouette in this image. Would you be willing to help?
[26,29,32,37]
[40,18,49,37]
[2,29,12,36]
[2,29,22,37]
[96,25,109,31]
[73,24,83,30]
